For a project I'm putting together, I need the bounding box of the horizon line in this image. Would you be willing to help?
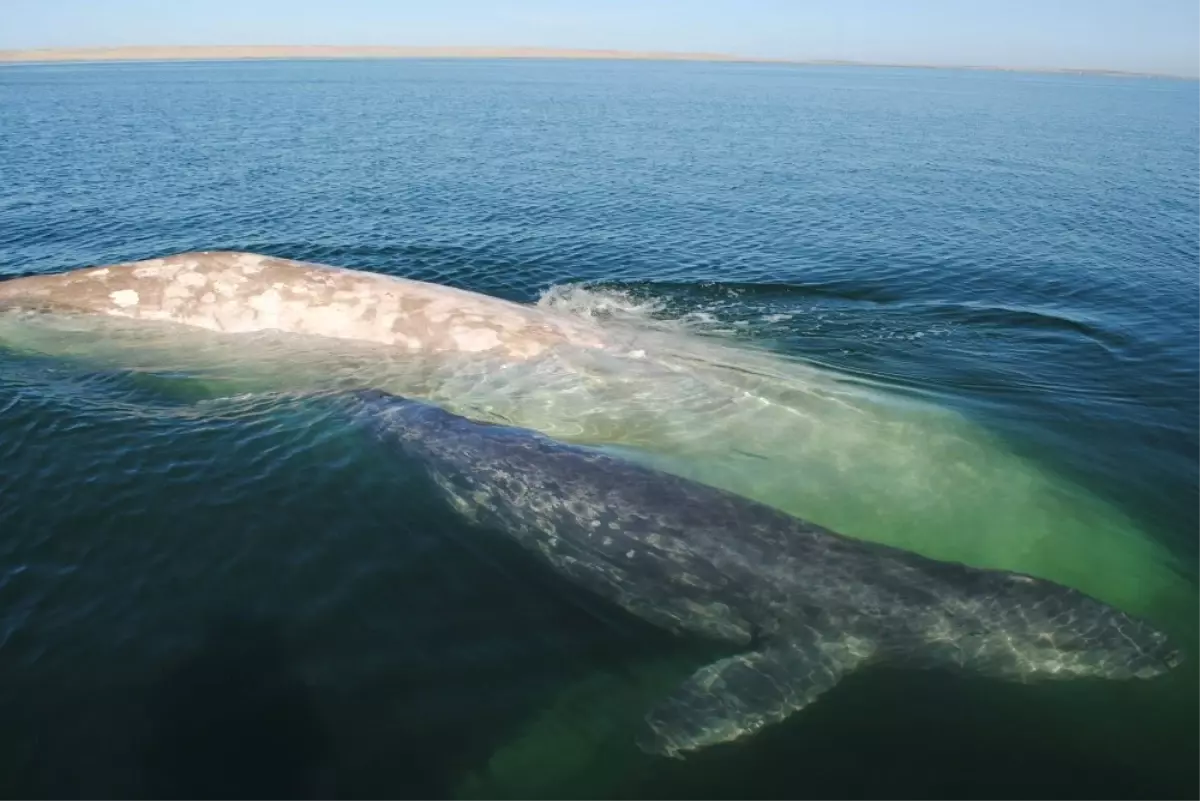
[0,44,1194,80]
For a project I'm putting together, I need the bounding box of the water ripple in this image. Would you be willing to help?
[0,59,1196,798]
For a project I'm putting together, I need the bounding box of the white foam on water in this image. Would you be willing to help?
[538,283,667,323]
[537,282,746,338]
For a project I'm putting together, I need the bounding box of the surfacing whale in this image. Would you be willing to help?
[0,250,611,360]
[0,251,1190,628]
[343,389,1182,758]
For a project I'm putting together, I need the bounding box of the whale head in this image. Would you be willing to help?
[913,566,1183,682]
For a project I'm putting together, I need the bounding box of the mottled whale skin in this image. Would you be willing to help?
[0,251,609,360]
[346,389,1182,758]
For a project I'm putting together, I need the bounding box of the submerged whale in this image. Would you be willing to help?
[343,389,1182,759]
[0,251,1191,629]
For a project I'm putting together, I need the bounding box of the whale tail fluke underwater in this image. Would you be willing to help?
[638,621,875,757]
[637,573,1184,757]
[341,388,1183,759]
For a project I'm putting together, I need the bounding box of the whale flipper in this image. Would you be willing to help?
[639,626,877,758]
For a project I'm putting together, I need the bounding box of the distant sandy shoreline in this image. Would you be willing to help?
[0,45,1186,79]
[0,45,773,65]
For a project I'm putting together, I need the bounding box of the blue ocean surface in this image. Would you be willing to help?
[0,59,1196,798]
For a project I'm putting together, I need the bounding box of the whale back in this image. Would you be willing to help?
[0,251,609,361]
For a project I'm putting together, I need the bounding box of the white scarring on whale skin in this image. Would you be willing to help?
[0,251,613,361]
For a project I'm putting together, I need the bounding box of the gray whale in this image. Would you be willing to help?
[0,251,1190,635]
[344,389,1182,758]
[0,251,611,360]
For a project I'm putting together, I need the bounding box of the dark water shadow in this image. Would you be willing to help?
[139,613,333,799]
[0,615,337,799]
[138,611,472,799]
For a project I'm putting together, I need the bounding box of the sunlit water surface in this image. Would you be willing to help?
[0,59,1196,798]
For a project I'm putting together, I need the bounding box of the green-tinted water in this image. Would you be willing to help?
[0,59,1195,798]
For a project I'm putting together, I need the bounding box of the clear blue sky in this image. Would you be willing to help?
[5,0,1198,77]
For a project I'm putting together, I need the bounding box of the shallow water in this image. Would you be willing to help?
[0,59,1196,798]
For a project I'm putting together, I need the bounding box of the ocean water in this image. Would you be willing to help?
[0,59,1196,799]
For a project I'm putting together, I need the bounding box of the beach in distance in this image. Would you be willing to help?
[1,45,764,64]
[0,44,1186,78]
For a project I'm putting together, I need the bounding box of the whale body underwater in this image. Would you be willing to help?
[0,254,1190,596]
[0,252,1187,754]
[344,389,1182,758]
